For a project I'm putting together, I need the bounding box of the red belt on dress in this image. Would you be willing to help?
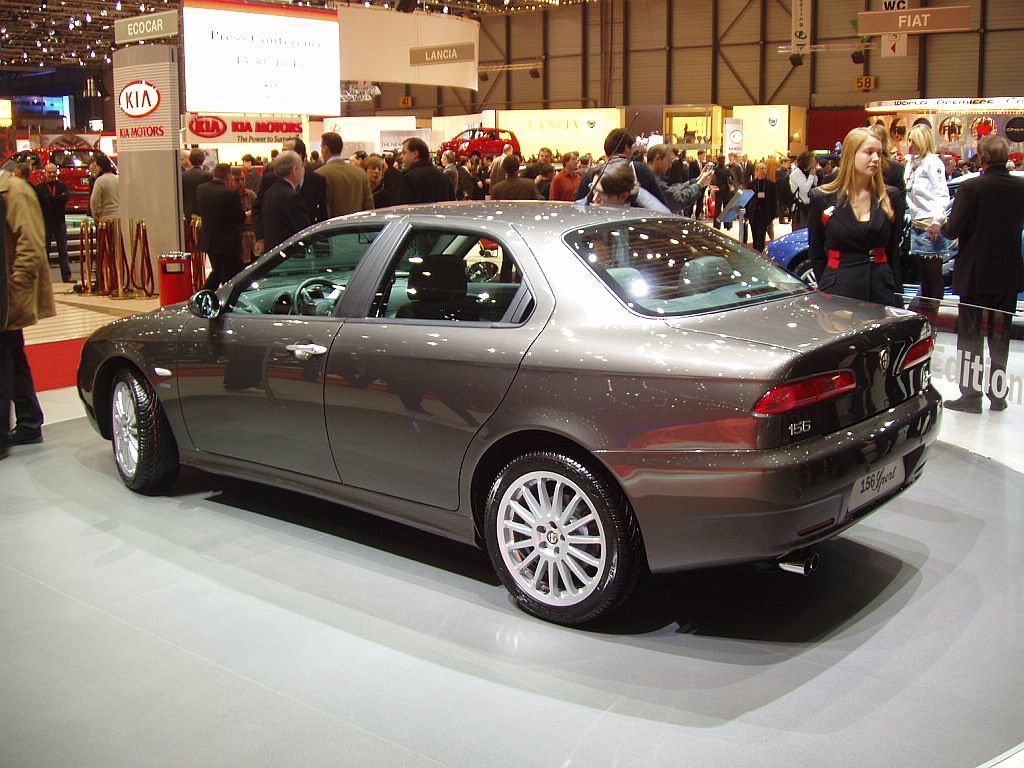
[827,248,888,269]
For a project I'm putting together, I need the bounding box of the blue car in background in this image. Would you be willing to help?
[766,171,1024,296]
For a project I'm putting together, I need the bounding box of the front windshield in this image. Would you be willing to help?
[563,218,809,317]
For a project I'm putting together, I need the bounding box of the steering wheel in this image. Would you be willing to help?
[294,276,339,315]
[467,261,499,282]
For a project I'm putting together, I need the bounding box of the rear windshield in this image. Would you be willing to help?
[563,218,809,316]
[50,150,96,169]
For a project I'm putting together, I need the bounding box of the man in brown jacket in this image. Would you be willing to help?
[1,171,55,457]
[316,132,374,218]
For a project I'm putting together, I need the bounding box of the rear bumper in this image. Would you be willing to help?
[601,386,942,573]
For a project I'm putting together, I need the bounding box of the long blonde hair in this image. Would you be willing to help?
[820,127,893,218]
[907,122,936,157]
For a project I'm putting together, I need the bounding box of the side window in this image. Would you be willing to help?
[233,225,383,316]
[369,228,531,323]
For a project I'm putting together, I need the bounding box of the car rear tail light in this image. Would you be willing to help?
[901,335,934,371]
[754,371,857,415]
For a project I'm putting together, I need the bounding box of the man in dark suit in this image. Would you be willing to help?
[937,134,1024,413]
[181,148,212,222]
[35,163,72,282]
[253,137,327,251]
[399,137,455,205]
[196,163,246,291]
[261,151,311,253]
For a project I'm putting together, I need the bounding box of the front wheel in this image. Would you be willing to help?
[484,451,644,625]
[110,368,180,494]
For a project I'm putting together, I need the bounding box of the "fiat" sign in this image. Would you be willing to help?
[188,115,227,139]
[119,80,161,118]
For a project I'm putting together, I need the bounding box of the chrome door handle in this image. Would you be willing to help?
[285,343,328,361]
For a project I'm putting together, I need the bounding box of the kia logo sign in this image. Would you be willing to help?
[118,80,160,118]
[189,115,227,139]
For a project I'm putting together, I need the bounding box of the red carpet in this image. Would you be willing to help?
[25,337,86,392]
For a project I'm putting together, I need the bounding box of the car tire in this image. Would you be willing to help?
[484,451,644,625]
[792,258,817,288]
[110,368,180,494]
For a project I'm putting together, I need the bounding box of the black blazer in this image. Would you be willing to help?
[399,161,456,205]
[182,166,212,219]
[254,169,328,237]
[808,186,904,305]
[261,179,311,252]
[34,180,69,227]
[943,165,1024,298]
[196,179,245,257]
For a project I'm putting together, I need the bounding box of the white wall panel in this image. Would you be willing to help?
[717,0,760,45]
[672,1,713,46]
[479,16,505,64]
[924,33,979,97]
[982,31,1021,96]
[510,13,542,60]
[547,57,586,106]
[628,50,668,103]
[765,52,811,107]
[766,0,790,42]
[717,43,760,106]
[986,0,1024,30]
[629,1,668,50]
[669,52,713,104]
[548,5,583,54]
[816,0,864,39]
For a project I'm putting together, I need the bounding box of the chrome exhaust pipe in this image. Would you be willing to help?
[778,551,820,576]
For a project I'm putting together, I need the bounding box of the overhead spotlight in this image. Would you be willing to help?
[789,53,804,67]
[851,49,866,64]
[528,67,540,79]
[478,71,489,82]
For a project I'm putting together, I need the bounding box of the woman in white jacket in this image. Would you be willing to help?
[904,123,950,314]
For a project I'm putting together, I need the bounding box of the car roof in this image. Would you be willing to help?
[334,200,681,236]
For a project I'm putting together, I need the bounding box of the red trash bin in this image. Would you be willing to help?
[159,252,194,306]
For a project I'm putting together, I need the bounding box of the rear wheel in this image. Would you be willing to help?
[484,451,644,625]
[110,368,180,494]
[791,257,817,288]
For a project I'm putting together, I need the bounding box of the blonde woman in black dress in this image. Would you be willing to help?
[807,128,905,306]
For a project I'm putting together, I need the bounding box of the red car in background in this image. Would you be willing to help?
[1,147,108,213]
[436,128,520,162]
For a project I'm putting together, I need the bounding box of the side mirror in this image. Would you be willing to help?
[188,289,222,319]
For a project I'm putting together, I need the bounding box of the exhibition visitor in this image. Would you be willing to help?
[35,163,72,283]
[936,133,1024,413]
[88,154,119,223]
[904,122,951,316]
[807,127,903,307]
[789,151,817,229]
[0,167,55,458]
[259,150,310,252]
[196,163,246,291]
[489,154,544,200]
[316,131,374,217]
[398,137,455,205]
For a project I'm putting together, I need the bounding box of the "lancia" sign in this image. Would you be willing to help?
[409,43,475,67]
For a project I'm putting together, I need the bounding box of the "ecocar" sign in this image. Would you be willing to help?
[114,10,180,45]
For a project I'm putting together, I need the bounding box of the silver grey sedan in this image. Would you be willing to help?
[78,202,941,625]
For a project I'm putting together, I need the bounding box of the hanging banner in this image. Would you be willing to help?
[791,0,813,58]
[184,113,306,144]
[724,118,744,157]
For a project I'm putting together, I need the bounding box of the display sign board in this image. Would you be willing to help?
[410,43,475,67]
[881,32,908,57]
[857,6,970,36]
[182,0,340,116]
[0,98,12,128]
[113,47,179,152]
[791,0,812,58]
[115,10,179,45]
[338,6,478,90]
[184,113,305,144]
[724,118,744,157]
[855,75,879,91]
[866,97,1024,112]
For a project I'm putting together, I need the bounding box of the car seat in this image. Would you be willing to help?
[396,254,481,321]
